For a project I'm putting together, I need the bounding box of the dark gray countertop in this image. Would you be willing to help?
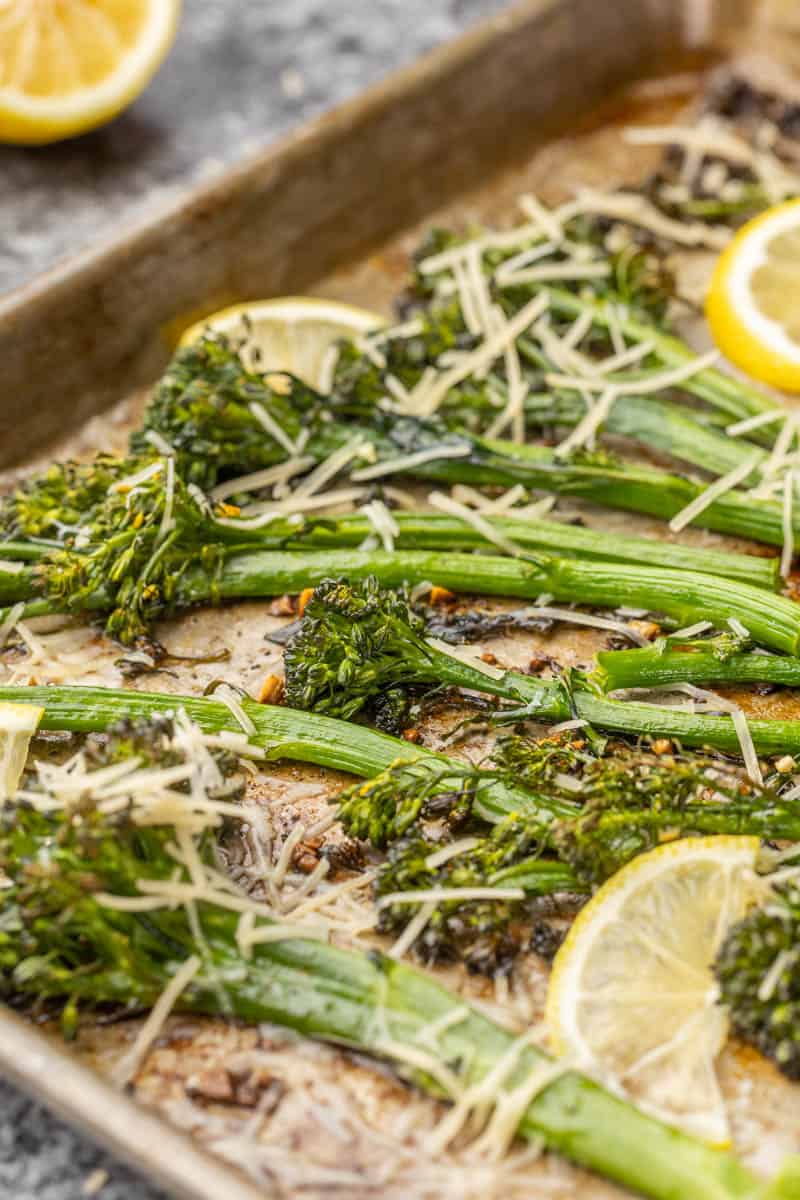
[0,2,503,1197]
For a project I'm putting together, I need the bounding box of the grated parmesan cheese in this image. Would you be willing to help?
[143,430,176,457]
[248,401,297,455]
[553,386,616,458]
[546,347,720,398]
[428,491,525,557]
[671,620,713,639]
[213,686,257,734]
[570,185,729,249]
[389,900,437,960]
[668,453,762,533]
[360,499,400,551]
[424,838,482,870]
[112,954,201,1086]
[210,457,315,502]
[351,443,471,482]
[726,410,784,438]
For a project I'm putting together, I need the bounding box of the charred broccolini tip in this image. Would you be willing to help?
[334,757,480,848]
[282,576,440,720]
[715,878,800,1082]
[374,817,581,974]
[131,334,319,488]
[0,454,128,542]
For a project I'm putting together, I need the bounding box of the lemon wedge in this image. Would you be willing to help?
[0,0,180,145]
[706,199,800,392]
[179,297,386,391]
[0,700,43,800]
[546,836,769,1145]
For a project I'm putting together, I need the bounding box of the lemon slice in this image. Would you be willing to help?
[706,199,800,392]
[0,0,180,146]
[546,836,769,1145]
[0,701,43,800]
[179,297,385,390]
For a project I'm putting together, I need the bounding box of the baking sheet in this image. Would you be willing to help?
[3,1,800,1198]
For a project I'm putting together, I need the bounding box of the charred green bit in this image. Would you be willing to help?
[335,758,480,848]
[374,820,581,973]
[550,750,800,888]
[492,735,596,793]
[132,334,317,488]
[283,577,460,719]
[716,879,800,1080]
[39,459,229,646]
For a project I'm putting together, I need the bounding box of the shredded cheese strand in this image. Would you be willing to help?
[112,954,201,1086]
[668,453,762,533]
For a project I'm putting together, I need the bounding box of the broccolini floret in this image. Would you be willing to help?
[132,334,319,488]
[716,878,800,1080]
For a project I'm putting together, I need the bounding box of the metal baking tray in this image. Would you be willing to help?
[0,1,780,1197]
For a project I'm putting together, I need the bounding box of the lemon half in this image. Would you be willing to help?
[546,836,768,1145]
[179,297,385,390]
[0,0,180,145]
[707,199,800,392]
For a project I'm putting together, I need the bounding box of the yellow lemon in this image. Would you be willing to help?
[707,199,800,392]
[0,0,180,145]
[546,835,769,1145]
[179,297,385,390]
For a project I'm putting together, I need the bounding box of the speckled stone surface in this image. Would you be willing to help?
[0,0,505,295]
[0,2,503,1198]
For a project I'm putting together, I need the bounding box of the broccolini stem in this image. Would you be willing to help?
[596,642,800,692]
[523,390,764,481]
[210,942,761,1200]
[409,438,790,547]
[332,640,800,760]
[204,549,800,654]
[282,512,778,589]
[0,564,40,604]
[544,287,778,422]
[0,541,56,561]
[0,684,572,827]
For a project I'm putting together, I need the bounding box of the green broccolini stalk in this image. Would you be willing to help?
[0,533,791,652]
[523,390,765,481]
[596,637,800,692]
[0,683,570,829]
[715,878,800,1081]
[0,508,780,587]
[281,578,800,758]
[0,760,774,1200]
[214,550,800,653]
[271,512,779,589]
